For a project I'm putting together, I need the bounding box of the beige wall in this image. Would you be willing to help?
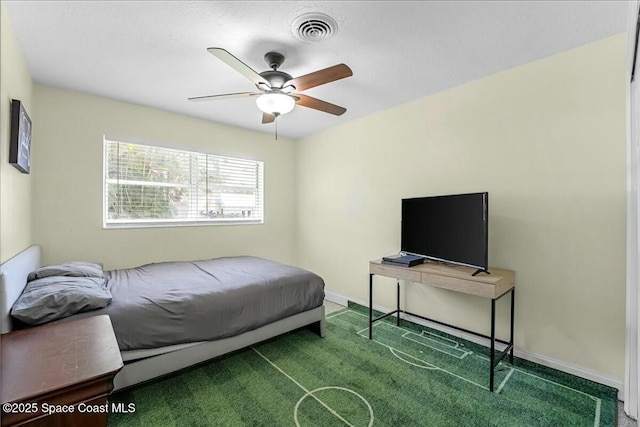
[297,34,627,379]
[32,85,298,270]
[0,3,34,263]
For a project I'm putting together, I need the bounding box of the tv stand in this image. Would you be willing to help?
[368,259,515,392]
[472,268,491,277]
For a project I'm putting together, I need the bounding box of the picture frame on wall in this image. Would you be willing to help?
[9,99,32,174]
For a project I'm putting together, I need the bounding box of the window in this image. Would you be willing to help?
[104,138,263,227]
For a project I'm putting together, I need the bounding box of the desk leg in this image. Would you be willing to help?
[369,274,373,340]
[490,299,496,392]
[396,280,401,326]
[510,288,515,363]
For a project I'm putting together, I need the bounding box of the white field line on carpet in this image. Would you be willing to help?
[251,346,374,427]
[339,309,602,427]
[325,310,352,320]
[496,368,515,394]
[420,330,469,351]
[420,330,468,351]
[325,293,623,398]
[475,353,602,427]
[401,331,472,359]
[356,322,489,390]
[387,347,439,370]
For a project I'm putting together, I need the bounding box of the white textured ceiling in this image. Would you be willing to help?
[3,1,628,139]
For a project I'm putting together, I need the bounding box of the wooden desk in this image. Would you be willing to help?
[369,260,515,392]
[1,315,123,426]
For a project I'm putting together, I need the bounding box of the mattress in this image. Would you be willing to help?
[66,256,325,351]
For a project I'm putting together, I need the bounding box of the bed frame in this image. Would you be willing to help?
[0,245,326,391]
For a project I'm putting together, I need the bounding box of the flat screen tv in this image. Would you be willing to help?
[401,192,489,273]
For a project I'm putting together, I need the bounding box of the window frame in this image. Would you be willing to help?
[102,137,264,229]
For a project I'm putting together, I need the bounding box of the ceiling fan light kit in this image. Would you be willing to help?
[256,93,296,116]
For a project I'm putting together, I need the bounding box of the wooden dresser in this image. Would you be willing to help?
[1,315,123,426]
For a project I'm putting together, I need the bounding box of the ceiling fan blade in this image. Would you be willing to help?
[207,48,270,87]
[188,92,260,102]
[295,94,347,116]
[286,64,352,92]
[262,113,275,124]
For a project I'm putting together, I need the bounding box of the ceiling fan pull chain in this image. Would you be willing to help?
[275,115,278,141]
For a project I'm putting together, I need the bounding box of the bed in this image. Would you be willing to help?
[0,245,326,391]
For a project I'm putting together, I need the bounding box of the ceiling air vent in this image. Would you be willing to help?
[292,13,338,43]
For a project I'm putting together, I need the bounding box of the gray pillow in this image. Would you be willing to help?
[11,276,112,325]
[27,261,104,282]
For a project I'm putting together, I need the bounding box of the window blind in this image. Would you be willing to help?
[104,139,263,227]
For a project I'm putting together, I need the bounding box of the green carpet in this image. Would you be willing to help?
[108,308,617,426]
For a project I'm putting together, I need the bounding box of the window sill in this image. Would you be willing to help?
[103,220,264,230]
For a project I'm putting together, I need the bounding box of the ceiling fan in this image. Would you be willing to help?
[189,48,353,126]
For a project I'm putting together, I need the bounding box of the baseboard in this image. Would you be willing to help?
[324,290,350,307]
[323,290,625,400]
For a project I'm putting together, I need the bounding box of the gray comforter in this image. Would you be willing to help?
[70,256,324,351]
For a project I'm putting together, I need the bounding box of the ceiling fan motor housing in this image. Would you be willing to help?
[259,70,293,89]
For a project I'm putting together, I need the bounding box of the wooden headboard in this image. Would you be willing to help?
[0,245,41,333]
